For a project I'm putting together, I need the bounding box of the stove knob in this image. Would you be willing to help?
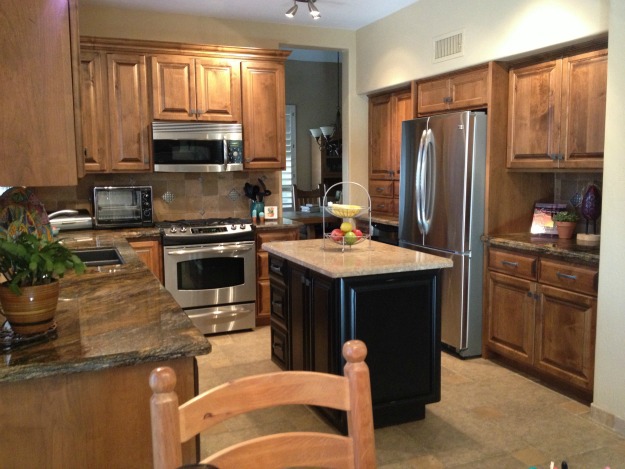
[180,226,187,233]
[231,224,237,230]
[170,226,177,233]
[240,223,246,230]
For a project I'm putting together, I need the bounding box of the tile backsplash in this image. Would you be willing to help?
[31,171,282,221]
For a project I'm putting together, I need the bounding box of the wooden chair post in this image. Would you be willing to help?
[342,340,377,468]
[150,366,183,469]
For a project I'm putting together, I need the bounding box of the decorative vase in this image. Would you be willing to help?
[0,281,59,335]
[555,221,576,240]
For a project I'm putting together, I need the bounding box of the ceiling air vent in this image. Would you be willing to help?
[433,30,464,63]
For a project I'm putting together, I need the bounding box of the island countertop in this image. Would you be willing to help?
[0,230,211,383]
[262,238,453,278]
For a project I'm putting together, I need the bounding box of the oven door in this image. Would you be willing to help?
[163,241,256,309]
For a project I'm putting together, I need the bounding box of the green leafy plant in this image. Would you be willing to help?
[552,210,580,222]
[0,232,85,295]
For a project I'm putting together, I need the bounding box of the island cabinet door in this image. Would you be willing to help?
[340,270,441,429]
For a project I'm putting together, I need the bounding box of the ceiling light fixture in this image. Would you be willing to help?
[285,0,321,20]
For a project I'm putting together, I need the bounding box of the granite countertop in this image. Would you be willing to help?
[0,228,210,383]
[358,213,399,227]
[253,217,302,232]
[482,233,600,266]
[262,238,452,278]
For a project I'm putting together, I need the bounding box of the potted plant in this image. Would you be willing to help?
[0,231,85,335]
[552,210,580,239]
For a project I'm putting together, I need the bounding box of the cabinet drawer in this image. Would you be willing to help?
[539,259,598,296]
[256,229,298,250]
[369,180,393,198]
[268,255,286,280]
[270,282,288,325]
[489,248,537,280]
[270,326,288,370]
[370,196,395,214]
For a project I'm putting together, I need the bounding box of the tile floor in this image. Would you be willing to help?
[195,326,625,468]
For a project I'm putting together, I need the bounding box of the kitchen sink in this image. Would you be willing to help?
[72,248,124,267]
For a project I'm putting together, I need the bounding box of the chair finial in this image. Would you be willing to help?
[342,340,367,363]
[149,366,177,393]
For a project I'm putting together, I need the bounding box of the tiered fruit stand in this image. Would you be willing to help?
[322,182,372,252]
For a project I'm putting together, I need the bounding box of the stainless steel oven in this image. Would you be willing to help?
[159,219,256,335]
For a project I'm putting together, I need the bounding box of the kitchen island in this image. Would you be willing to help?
[0,232,210,468]
[263,238,452,431]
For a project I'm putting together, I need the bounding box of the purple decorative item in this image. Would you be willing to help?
[581,184,601,234]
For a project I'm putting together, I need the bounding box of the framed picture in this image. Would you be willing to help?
[265,205,278,219]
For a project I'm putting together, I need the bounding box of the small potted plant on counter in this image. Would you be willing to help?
[552,210,580,239]
[0,231,85,335]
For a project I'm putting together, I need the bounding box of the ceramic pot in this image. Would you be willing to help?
[0,281,59,335]
[555,221,576,240]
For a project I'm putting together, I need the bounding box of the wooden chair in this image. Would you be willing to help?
[150,340,376,469]
[291,183,325,210]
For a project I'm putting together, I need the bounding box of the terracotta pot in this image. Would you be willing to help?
[0,281,59,335]
[555,221,576,240]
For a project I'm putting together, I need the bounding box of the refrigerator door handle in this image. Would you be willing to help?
[421,129,436,235]
[415,128,428,234]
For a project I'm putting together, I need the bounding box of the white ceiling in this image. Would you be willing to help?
[79,0,421,31]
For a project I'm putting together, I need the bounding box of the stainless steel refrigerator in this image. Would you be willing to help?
[398,111,486,357]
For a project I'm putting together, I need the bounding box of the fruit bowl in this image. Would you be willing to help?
[325,232,369,248]
[326,204,363,218]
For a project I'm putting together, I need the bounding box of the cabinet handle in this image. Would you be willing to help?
[269,263,282,275]
[375,187,384,192]
[271,300,282,309]
[272,341,283,350]
[501,260,518,268]
[556,272,577,281]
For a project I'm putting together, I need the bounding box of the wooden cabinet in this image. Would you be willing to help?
[129,238,163,283]
[150,55,241,122]
[417,67,488,115]
[269,254,442,431]
[255,227,299,327]
[368,87,412,216]
[1,0,81,186]
[106,53,151,172]
[241,60,287,170]
[507,49,607,170]
[80,51,109,173]
[486,247,598,398]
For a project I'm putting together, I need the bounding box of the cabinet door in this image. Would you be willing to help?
[129,239,163,283]
[241,60,286,169]
[417,78,450,115]
[391,89,413,177]
[1,0,79,186]
[368,94,393,179]
[535,284,596,393]
[560,49,607,170]
[309,272,337,375]
[107,53,151,171]
[487,271,536,364]
[80,51,109,172]
[288,263,307,371]
[150,55,195,120]
[449,68,488,110]
[196,58,241,122]
[507,59,562,169]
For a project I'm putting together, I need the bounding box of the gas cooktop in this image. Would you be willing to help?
[156,218,255,245]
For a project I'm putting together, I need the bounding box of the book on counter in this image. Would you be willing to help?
[530,202,567,236]
[301,204,320,212]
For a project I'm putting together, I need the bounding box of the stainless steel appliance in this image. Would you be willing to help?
[48,209,93,231]
[152,122,243,173]
[159,218,256,335]
[93,186,153,229]
[399,111,486,357]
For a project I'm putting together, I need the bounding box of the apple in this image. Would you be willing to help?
[340,221,353,233]
[353,229,363,239]
[330,228,344,242]
[344,231,357,245]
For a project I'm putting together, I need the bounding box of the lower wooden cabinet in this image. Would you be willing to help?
[485,247,598,399]
[255,226,299,327]
[128,238,163,283]
[269,253,442,432]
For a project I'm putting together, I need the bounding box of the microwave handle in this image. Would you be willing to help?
[167,245,254,256]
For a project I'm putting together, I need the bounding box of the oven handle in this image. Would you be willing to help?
[166,245,254,256]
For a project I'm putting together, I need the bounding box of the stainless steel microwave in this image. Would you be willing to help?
[152,122,243,172]
[93,186,153,229]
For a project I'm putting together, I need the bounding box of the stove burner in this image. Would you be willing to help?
[157,217,255,246]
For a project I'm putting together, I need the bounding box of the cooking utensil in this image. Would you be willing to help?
[244,183,254,200]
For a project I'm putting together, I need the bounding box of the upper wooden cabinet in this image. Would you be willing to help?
[241,60,287,170]
[1,0,81,186]
[369,88,412,181]
[417,67,488,115]
[151,55,241,122]
[507,49,607,171]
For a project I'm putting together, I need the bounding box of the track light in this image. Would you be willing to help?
[285,0,321,21]
[285,2,297,18]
